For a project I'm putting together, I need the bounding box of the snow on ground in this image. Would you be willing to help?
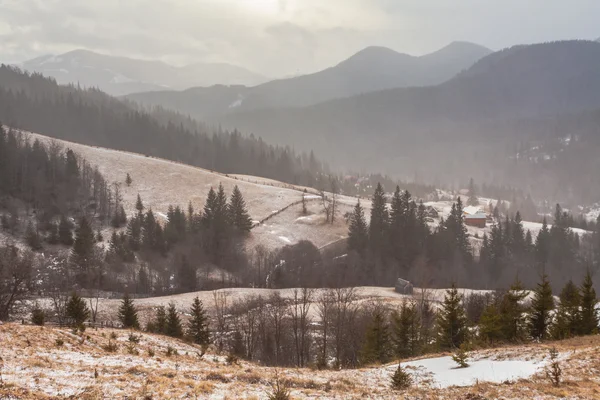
[2,324,599,399]
[400,355,545,388]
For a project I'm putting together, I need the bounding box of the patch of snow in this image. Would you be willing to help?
[400,355,545,388]
[156,212,168,221]
[278,236,292,244]
[228,95,244,109]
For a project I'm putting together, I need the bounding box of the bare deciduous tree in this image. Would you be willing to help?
[289,288,314,367]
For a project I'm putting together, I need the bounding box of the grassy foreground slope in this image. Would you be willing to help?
[1,323,599,399]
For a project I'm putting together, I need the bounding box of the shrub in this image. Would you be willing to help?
[147,347,155,357]
[391,364,412,390]
[31,305,46,326]
[55,338,64,347]
[546,347,562,387]
[226,353,239,365]
[103,340,118,353]
[452,344,470,368]
[110,332,118,340]
[267,374,291,400]
[128,332,141,343]
[126,343,140,355]
[166,346,178,357]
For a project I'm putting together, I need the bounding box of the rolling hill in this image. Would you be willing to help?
[24,130,369,252]
[17,49,268,96]
[124,41,491,118]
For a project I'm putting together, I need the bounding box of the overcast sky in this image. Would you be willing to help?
[1,0,599,77]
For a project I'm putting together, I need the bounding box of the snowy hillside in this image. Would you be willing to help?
[26,131,370,251]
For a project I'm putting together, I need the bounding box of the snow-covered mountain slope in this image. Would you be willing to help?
[27,131,369,251]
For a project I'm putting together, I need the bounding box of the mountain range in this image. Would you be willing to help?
[16,49,268,96]
[124,41,492,117]
[211,40,600,203]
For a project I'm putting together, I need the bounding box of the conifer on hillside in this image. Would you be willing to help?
[579,270,598,335]
[436,283,468,350]
[166,302,183,338]
[118,293,140,329]
[187,297,210,345]
[348,200,368,256]
[229,185,253,233]
[528,273,555,340]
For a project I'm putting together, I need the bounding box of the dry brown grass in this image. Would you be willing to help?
[2,323,600,399]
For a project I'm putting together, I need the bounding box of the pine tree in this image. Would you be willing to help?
[528,273,555,340]
[25,221,42,251]
[467,178,478,206]
[579,270,598,335]
[71,216,95,270]
[498,278,528,342]
[391,364,412,390]
[392,300,420,358]
[451,343,470,368]
[229,185,253,233]
[347,200,368,256]
[66,292,90,327]
[125,173,132,186]
[436,284,468,350]
[479,303,503,344]
[187,297,210,345]
[118,293,140,329]
[550,280,581,339]
[535,218,550,271]
[166,302,183,338]
[361,308,391,365]
[135,194,144,213]
[58,215,73,245]
[153,306,167,334]
[368,183,389,257]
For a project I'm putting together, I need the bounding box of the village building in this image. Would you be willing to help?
[463,205,487,228]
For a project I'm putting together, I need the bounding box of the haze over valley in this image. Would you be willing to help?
[2,2,600,399]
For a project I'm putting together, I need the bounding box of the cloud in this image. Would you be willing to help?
[0,0,599,77]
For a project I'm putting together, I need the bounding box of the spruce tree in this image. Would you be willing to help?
[528,273,554,340]
[66,292,90,327]
[467,178,478,206]
[118,293,140,330]
[368,183,389,257]
[58,215,73,245]
[498,278,528,342]
[25,221,42,251]
[153,306,167,334]
[125,173,132,186]
[392,300,420,358]
[391,364,412,390]
[166,302,183,338]
[71,216,95,270]
[479,303,503,344]
[229,185,253,233]
[360,308,391,365]
[550,280,580,339]
[436,284,468,350]
[188,297,210,345]
[135,194,144,214]
[347,200,368,256]
[579,270,598,335]
[535,218,550,271]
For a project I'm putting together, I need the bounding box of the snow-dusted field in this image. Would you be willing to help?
[1,323,598,399]
[24,131,370,251]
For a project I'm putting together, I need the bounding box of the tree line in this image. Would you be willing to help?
[28,273,598,371]
[346,183,600,290]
